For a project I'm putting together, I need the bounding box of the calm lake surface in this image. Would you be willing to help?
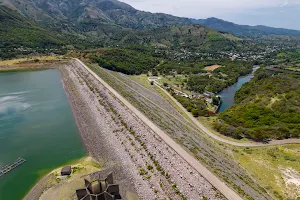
[0,69,85,199]
[218,66,259,112]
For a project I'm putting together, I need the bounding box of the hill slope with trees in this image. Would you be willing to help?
[215,69,300,141]
[0,6,66,58]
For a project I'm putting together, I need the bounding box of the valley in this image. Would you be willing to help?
[1,0,300,200]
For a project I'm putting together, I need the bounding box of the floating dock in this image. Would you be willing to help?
[0,158,26,177]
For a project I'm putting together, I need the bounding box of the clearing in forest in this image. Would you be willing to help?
[204,65,222,71]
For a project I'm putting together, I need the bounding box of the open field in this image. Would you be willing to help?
[204,64,222,71]
[157,75,191,94]
[86,62,272,200]
[234,144,300,200]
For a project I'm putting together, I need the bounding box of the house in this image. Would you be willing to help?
[61,166,72,176]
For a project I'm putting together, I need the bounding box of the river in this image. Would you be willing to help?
[0,69,85,199]
[217,66,259,112]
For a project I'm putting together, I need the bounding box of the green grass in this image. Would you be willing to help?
[158,75,190,94]
[233,144,300,199]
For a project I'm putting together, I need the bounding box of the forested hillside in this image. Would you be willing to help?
[91,48,159,74]
[215,69,300,141]
[0,6,66,58]
[2,0,300,40]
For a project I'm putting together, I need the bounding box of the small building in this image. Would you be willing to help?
[61,166,72,176]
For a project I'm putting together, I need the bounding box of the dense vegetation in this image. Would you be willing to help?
[186,60,252,93]
[0,6,103,59]
[0,6,66,59]
[215,69,300,141]
[172,94,210,117]
[91,48,159,74]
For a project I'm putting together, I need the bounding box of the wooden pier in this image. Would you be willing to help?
[0,158,26,177]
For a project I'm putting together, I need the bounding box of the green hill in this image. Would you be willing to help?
[3,0,300,39]
[0,6,68,58]
[215,69,300,141]
[117,25,238,51]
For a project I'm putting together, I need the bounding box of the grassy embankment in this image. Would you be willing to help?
[130,74,192,123]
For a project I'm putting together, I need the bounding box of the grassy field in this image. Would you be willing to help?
[157,75,191,94]
[233,145,300,200]
[129,74,153,89]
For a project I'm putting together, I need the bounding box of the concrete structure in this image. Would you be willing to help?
[76,173,121,200]
[61,166,72,176]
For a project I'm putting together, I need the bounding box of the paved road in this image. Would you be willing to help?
[154,83,300,147]
[75,59,244,200]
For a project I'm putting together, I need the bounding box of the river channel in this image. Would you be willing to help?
[218,66,259,112]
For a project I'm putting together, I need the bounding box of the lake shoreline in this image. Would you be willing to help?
[0,63,85,200]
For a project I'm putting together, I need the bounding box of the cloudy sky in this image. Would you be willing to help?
[120,0,300,30]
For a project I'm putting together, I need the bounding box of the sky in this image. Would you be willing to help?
[119,0,300,30]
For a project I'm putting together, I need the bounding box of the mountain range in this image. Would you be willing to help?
[194,17,300,37]
[1,0,300,58]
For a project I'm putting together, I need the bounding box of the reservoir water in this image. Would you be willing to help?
[0,69,85,199]
[218,66,259,112]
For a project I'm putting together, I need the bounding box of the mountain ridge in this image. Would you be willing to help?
[2,0,300,38]
[194,17,300,37]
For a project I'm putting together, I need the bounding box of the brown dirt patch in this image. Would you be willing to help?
[204,65,222,71]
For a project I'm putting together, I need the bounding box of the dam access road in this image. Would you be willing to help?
[75,59,243,200]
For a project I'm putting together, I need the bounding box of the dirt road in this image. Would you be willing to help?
[153,82,300,147]
[75,59,243,200]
